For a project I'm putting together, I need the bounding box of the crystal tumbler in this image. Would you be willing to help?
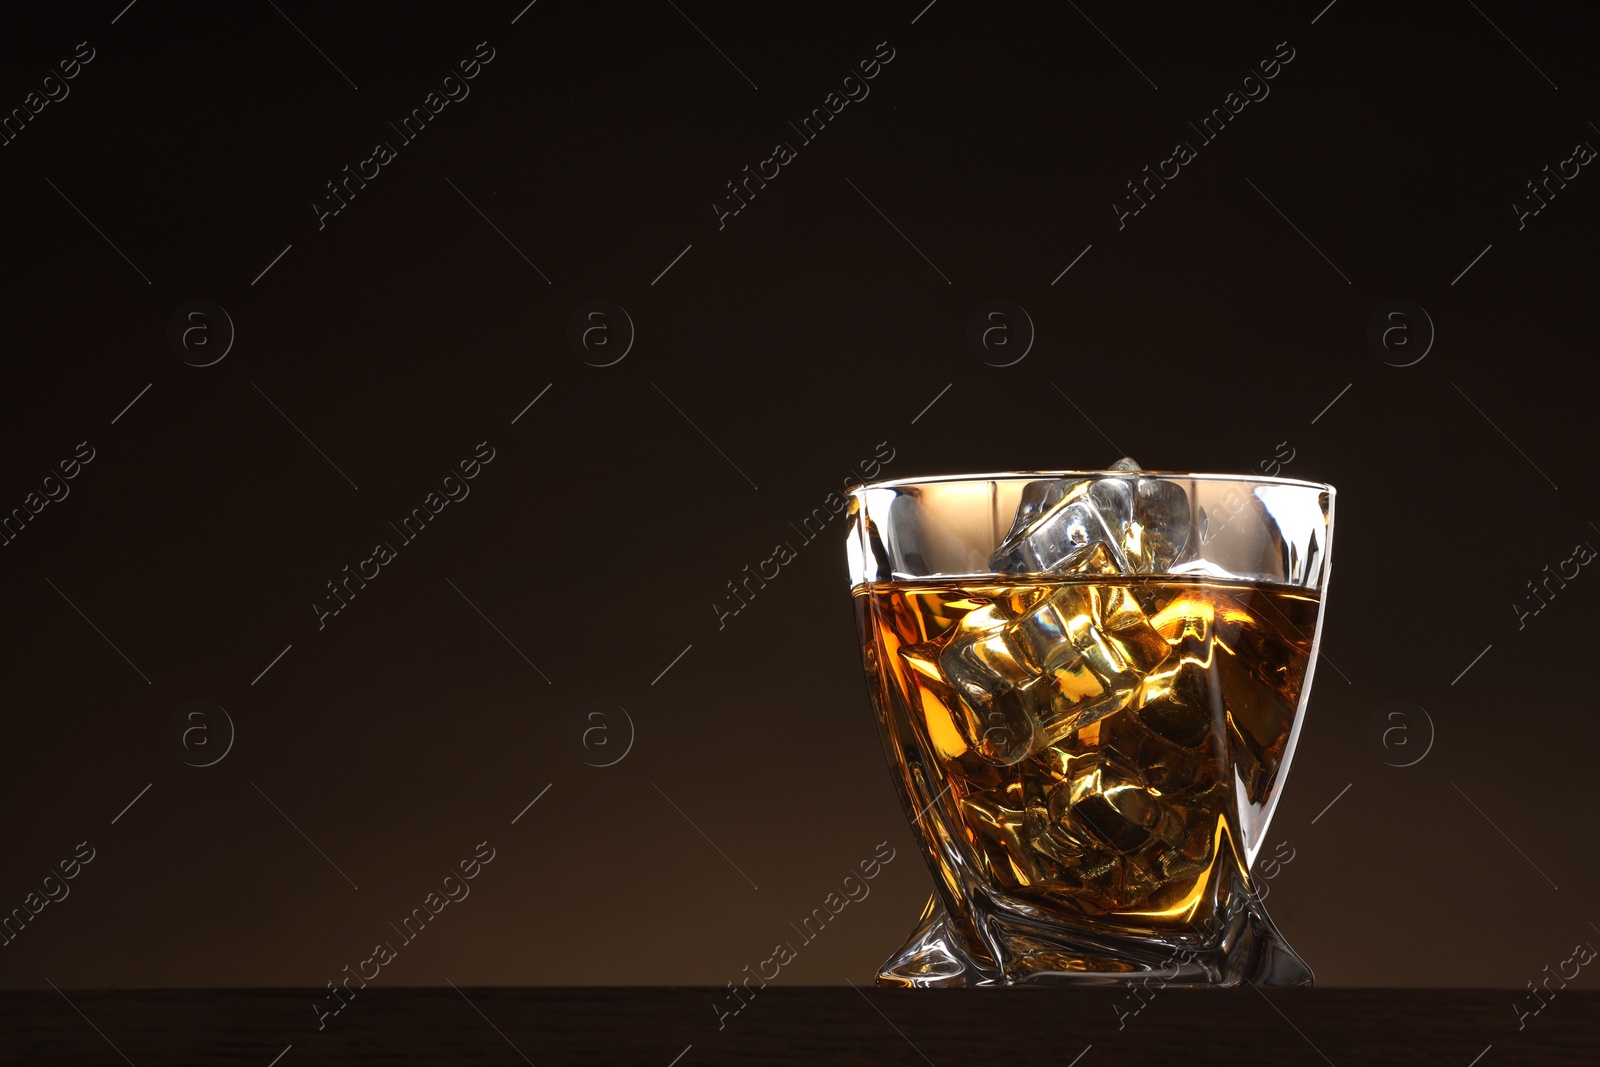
[846,465,1334,986]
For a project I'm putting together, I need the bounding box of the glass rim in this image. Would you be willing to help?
[845,469,1337,497]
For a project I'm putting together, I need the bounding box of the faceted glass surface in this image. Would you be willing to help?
[847,465,1334,986]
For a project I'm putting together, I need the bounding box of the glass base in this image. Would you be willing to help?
[876,886,1313,988]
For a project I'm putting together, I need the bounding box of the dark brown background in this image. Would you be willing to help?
[1,0,1595,1019]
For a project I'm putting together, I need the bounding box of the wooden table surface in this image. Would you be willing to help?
[1,987,1592,1065]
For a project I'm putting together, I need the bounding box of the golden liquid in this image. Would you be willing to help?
[856,577,1317,929]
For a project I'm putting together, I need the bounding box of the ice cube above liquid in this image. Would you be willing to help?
[988,459,1201,577]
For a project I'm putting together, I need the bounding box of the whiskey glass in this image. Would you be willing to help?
[846,467,1334,986]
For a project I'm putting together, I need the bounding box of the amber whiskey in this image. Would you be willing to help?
[857,576,1317,929]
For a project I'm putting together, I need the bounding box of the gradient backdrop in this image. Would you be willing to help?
[1,0,1595,998]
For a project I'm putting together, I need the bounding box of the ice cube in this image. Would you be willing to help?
[1096,585,1173,674]
[996,479,1073,548]
[1151,809,1220,885]
[919,584,1160,766]
[1050,750,1190,854]
[1134,634,1220,749]
[989,476,1135,576]
[931,605,1049,765]
[1007,585,1164,743]
[1008,584,1096,672]
[990,460,1202,577]
[1103,714,1217,799]
[1057,851,1163,911]
[1028,800,1088,868]
[1127,477,1199,573]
